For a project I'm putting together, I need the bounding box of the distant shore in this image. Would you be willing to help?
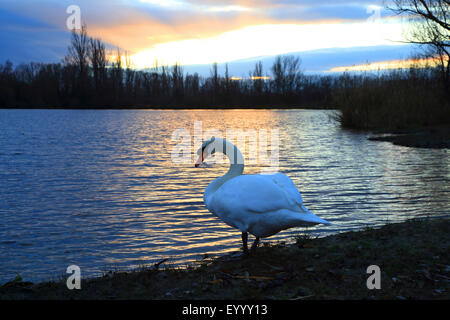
[0,105,335,110]
[3,107,448,149]
[1,217,448,300]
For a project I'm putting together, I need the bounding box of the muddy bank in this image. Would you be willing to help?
[1,218,448,300]
[368,126,450,149]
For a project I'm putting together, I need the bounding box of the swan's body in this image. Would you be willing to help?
[195,137,330,253]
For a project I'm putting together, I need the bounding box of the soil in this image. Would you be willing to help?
[1,218,448,300]
[368,125,450,149]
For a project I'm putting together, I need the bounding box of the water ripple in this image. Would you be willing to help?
[0,109,448,283]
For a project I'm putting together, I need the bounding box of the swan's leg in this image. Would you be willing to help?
[242,232,249,254]
[250,237,260,252]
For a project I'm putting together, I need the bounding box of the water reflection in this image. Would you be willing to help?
[0,109,448,282]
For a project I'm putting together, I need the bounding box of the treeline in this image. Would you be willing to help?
[0,26,334,108]
[1,26,448,130]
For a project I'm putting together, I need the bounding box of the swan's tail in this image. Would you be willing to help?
[298,212,331,226]
[294,205,331,226]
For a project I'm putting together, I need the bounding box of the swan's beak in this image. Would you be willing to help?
[194,154,203,168]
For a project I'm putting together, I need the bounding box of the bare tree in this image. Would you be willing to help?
[65,24,91,102]
[171,62,184,103]
[252,61,264,96]
[88,37,106,92]
[160,64,170,99]
[271,55,302,98]
[388,0,450,92]
[210,62,219,91]
[124,50,135,101]
[65,24,89,77]
[210,62,220,104]
[224,63,230,94]
[111,47,124,103]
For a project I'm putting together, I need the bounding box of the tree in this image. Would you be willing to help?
[65,24,90,103]
[124,51,135,103]
[388,0,450,92]
[210,62,220,104]
[171,62,184,104]
[252,61,264,98]
[224,63,230,96]
[110,47,124,104]
[66,24,89,77]
[0,61,15,106]
[88,37,106,95]
[271,55,302,102]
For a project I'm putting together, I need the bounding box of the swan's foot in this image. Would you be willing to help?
[250,237,260,253]
[242,232,260,255]
[242,232,249,255]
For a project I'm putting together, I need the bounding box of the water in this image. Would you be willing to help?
[0,109,448,283]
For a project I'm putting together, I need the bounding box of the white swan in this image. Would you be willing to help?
[194,137,330,254]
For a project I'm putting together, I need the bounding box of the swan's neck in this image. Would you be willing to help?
[204,139,244,205]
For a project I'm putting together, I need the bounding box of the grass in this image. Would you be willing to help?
[1,217,448,300]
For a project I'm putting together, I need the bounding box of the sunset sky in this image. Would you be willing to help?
[0,0,417,74]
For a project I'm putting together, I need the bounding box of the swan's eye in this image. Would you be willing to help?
[198,137,215,155]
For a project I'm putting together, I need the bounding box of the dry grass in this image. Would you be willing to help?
[333,68,450,131]
[1,218,448,300]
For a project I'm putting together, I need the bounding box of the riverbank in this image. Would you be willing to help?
[368,125,450,149]
[1,217,448,300]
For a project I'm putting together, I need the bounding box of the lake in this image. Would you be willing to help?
[0,109,448,283]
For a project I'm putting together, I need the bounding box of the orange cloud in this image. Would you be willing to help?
[81,0,356,55]
[87,10,276,54]
[87,12,354,57]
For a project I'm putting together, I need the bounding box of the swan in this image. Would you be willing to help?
[194,137,330,254]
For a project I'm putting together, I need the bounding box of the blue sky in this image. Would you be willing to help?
[0,0,417,73]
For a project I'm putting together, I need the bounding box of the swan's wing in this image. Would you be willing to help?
[270,173,303,207]
[208,173,303,215]
[207,173,329,235]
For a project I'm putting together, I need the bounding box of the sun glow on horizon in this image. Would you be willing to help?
[330,56,440,72]
[129,20,406,69]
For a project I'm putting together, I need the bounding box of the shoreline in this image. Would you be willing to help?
[1,217,448,300]
[368,125,450,149]
[0,105,335,110]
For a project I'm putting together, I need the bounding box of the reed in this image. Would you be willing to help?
[333,67,450,130]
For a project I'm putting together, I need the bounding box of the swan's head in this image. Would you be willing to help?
[195,137,216,167]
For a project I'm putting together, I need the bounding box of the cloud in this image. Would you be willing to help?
[0,8,68,64]
[0,0,406,66]
[84,0,396,55]
[181,43,417,76]
[129,19,406,68]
